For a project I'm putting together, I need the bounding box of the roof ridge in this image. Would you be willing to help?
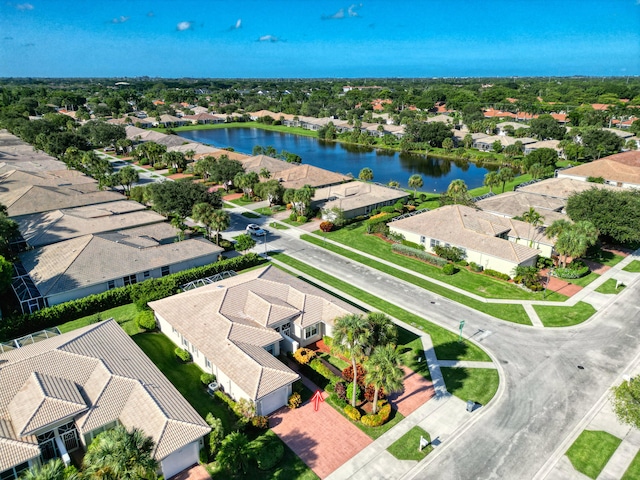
[41,235,94,296]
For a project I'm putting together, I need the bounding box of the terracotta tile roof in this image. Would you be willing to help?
[0,321,210,467]
[389,205,542,264]
[558,151,640,186]
[276,164,351,189]
[149,266,360,401]
[240,155,291,176]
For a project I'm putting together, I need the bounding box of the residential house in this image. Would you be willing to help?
[475,191,567,227]
[272,164,351,190]
[181,113,225,125]
[14,201,166,249]
[523,139,562,156]
[473,135,536,152]
[557,151,640,189]
[516,177,626,199]
[13,223,223,313]
[496,122,530,136]
[313,181,408,219]
[0,320,210,480]
[388,205,550,275]
[149,266,361,415]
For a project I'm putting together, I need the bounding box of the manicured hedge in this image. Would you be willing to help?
[484,269,511,281]
[0,253,264,341]
[344,404,361,421]
[554,266,590,279]
[364,213,396,234]
[392,244,448,267]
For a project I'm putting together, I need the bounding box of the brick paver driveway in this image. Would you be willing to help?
[388,365,435,417]
[270,392,372,479]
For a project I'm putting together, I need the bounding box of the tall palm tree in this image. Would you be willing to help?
[292,184,315,216]
[365,312,397,354]
[546,219,572,267]
[332,314,372,407]
[21,459,78,480]
[210,209,231,246]
[365,345,404,414]
[547,219,598,267]
[259,167,271,179]
[483,171,500,193]
[497,167,515,193]
[408,174,423,195]
[358,167,374,182]
[522,207,545,248]
[83,425,157,480]
[446,179,469,205]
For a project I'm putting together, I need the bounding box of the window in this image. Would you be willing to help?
[430,238,440,248]
[420,236,426,244]
[0,462,29,480]
[161,266,170,277]
[304,323,318,339]
[205,358,211,368]
[107,280,115,290]
[123,274,137,286]
[182,336,189,348]
[265,344,275,355]
[143,271,150,278]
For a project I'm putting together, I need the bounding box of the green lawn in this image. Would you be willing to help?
[583,249,625,267]
[387,427,433,461]
[566,430,622,479]
[562,272,600,287]
[161,121,319,139]
[468,173,533,197]
[440,368,499,406]
[254,207,275,216]
[301,233,533,325]
[534,301,597,327]
[270,221,290,230]
[306,227,566,302]
[228,196,255,206]
[623,260,640,273]
[58,304,141,335]
[595,278,626,295]
[271,253,490,362]
[622,450,640,480]
[318,352,349,371]
[132,332,236,433]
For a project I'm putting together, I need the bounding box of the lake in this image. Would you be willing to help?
[177,127,495,192]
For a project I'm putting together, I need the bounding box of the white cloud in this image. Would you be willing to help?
[111,16,130,24]
[15,3,34,10]
[176,21,193,31]
[258,34,279,42]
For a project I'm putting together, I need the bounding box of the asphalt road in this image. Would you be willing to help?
[228,214,640,480]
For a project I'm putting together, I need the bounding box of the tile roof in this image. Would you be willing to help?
[557,151,640,186]
[389,205,543,264]
[17,201,166,247]
[313,181,408,213]
[476,191,566,227]
[18,224,223,297]
[275,164,351,189]
[0,321,210,467]
[149,266,361,401]
[516,177,626,199]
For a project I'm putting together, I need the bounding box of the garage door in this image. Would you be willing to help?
[259,388,287,416]
[161,441,199,479]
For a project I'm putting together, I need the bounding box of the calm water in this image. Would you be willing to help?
[178,128,495,192]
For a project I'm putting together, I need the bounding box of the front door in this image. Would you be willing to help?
[37,431,59,462]
[58,421,79,452]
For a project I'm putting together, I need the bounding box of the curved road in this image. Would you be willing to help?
[232,216,640,479]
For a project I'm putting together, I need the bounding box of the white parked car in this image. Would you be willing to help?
[246,224,267,236]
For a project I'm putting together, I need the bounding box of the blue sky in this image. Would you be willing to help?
[1,0,638,78]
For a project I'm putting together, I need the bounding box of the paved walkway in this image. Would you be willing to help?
[270,396,372,479]
[168,465,211,480]
[387,366,435,417]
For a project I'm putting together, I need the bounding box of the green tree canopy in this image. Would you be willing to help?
[408,174,423,194]
[611,376,640,430]
[365,345,405,414]
[523,148,558,171]
[566,188,640,244]
[149,180,221,219]
[234,233,256,253]
[332,314,372,407]
[579,128,624,160]
[20,458,78,480]
[358,167,374,181]
[528,114,566,140]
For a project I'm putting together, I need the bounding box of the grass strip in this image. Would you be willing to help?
[270,253,490,362]
[623,260,640,273]
[440,367,499,406]
[58,304,141,335]
[622,450,640,480]
[387,426,433,461]
[566,430,622,479]
[301,234,532,325]
[562,272,600,287]
[534,301,597,327]
[595,278,626,295]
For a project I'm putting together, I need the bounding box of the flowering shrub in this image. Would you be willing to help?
[288,392,302,409]
[293,348,316,365]
[342,364,366,386]
[334,382,347,401]
[360,402,392,427]
[319,221,334,232]
[251,415,269,429]
[344,405,361,421]
[364,384,385,403]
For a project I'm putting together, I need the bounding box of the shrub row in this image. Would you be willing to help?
[401,239,425,251]
[391,244,448,267]
[343,404,361,421]
[360,401,391,427]
[554,266,590,279]
[309,358,341,383]
[364,213,396,234]
[469,261,484,272]
[433,245,466,263]
[484,269,511,281]
[0,253,264,341]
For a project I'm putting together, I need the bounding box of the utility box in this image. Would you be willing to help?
[466,400,475,412]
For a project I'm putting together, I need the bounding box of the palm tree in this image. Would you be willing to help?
[408,174,423,195]
[192,202,216,240]
[497,167,515,193]
[332,314,372,407]
[528,162,546,180]
[259,167,271,179]
[366,312,397,354]
[446,179,469,205]
[483,171,500,193]
[216,432,251,476]
[365,345,404,414]
[83,425,157,480]
[546,219,598,267]
[21,459,78,480]
[292,184,315,216]
[358,167,374,182]
[522,207,545,248]
[210,209,231,245]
